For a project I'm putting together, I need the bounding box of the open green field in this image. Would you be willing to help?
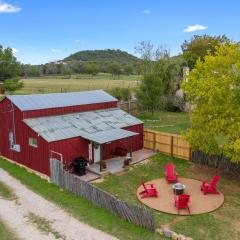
[138,111,191,134]
[16,73,140,94]
[95,154,240,240]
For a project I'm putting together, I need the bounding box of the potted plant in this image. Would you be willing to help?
[101,160,107,170]
[123,158,130,168]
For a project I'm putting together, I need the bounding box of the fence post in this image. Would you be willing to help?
[189,147,192,161]
[153,132,157,151]
[170,136,174,157]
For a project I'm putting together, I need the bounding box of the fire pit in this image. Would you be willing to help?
[172,182,186,195]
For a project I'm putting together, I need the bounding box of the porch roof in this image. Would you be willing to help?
[81,128,138,144]
[24,108,142,142]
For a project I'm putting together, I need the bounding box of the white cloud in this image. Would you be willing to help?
[183,24,208,33]
[142,9,150,14]
[51,49,62,53]
[0,1,21,13]
[11,47,19,53]
[75,39,80,43]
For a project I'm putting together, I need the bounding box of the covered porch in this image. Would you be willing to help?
[86,148,155,175]
[82,128,138,172]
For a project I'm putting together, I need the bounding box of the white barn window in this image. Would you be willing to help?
[9,131,14,149]
[29,137,38,147]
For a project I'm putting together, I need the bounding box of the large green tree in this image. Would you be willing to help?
[136,41,183,114]
[107,62,122,79]
[181,34,230,69]
[0,45,23,92]
[182,43,240,162]
[84,62,99,76]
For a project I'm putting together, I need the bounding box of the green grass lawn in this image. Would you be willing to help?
[95,154,240,240]
[0,155,239,239]
[15,73,140,94]
[0,158,167,240]
[138,111,191,134]
[0,219,18,240]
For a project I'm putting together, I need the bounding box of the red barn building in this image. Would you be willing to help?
[0,90,143,176]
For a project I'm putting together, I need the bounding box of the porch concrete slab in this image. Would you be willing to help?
[86,148,155,176]
[78,171,101,182]
[131,149,155,165]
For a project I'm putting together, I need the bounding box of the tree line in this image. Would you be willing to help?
[21,61,137,78]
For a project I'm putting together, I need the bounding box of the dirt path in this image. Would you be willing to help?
[0,168,118,240]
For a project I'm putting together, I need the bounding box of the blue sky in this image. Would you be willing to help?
[1,0,240,64]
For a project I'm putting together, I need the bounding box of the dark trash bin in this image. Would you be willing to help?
[73,157,87,176]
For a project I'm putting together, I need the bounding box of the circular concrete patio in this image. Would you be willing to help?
[137,178,224,215]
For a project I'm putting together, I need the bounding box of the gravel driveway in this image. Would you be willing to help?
[0,168,118,240]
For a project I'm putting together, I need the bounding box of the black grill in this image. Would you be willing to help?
[73,157,87,176]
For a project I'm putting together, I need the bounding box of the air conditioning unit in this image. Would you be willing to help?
[13,144,21,152]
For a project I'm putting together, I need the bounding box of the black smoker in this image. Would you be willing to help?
[73,157,87,176]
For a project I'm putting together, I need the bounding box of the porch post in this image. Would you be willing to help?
[129,137,133,159]
[100,144,103,172]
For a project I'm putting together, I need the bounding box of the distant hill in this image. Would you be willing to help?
[64,49,140,66]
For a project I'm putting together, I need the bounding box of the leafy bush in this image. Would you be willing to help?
[162,95,186,112]
[3,77,24,93]
[108,87,131,101]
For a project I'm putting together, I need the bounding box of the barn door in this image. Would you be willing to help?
[88,142,93,162]
[93,143,101,163]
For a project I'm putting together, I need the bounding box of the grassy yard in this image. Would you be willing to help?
[0,156,239,240]
[0,158,167,240]
[15,73,140,94]
[95,154,240,240]
[138,111,191,134]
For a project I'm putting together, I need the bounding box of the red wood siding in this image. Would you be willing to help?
[0,97,143,177]
[102,124,144,160]
[24,101,118,118]
[49,137,89,166]
[0,98,50,175]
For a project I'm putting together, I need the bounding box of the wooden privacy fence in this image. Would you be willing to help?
[192,151,240,175]
[50,159,155,231]
[144,129,191,160]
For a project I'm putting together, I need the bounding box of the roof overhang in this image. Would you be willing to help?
[81,128,138,144]
[23,108,143,142]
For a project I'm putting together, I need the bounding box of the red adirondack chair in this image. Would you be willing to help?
[201,175,220,195]
[139,181,158,198]
[174,194,190,214]
[165,163,178,183]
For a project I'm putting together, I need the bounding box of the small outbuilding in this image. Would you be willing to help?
[0,90,143,176]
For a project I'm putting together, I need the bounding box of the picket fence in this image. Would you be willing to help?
[50,159,155,231]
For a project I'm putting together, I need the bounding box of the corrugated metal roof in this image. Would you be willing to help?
[24,108,143,142]
[7,90,117,111]
[81,129,138,144]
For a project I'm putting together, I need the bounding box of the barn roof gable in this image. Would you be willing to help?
[24,108,143,142]
[6,90,117,111]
